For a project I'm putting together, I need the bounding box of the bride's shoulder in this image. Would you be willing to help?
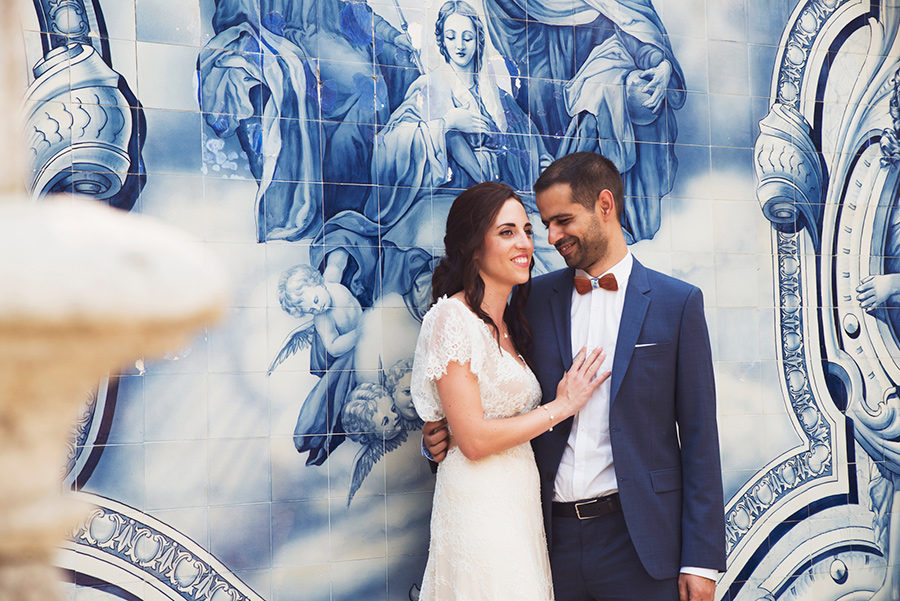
[431,293,468,309]
[422,295,474,326]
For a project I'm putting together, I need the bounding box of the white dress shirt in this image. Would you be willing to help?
[552,251,717,582]
[553,252,632,503]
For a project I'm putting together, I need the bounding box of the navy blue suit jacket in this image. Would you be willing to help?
[523,260,727,579]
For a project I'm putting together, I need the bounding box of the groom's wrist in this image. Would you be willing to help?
[679,566,718,581]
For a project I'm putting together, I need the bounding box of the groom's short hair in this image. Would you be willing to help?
[534,152,624,224]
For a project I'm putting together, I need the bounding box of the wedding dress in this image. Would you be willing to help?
[411,297,553,601]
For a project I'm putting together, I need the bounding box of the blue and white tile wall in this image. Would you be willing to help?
[15,0,900,599]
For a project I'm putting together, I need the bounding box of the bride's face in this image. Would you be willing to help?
[477,199,534,289]
[442,13,477,71]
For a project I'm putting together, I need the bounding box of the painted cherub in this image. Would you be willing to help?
[384,358,422,431]
[342,382,405,504]
[268,263,362,374]
[268,263,363,466]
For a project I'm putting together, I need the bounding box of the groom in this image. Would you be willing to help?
[424,152,726,601]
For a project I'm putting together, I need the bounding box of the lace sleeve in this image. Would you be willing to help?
[410,298,485,421]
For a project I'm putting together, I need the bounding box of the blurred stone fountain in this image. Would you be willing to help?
[0,2,226,599]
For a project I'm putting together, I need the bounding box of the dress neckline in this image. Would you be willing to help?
[441,296,530,370]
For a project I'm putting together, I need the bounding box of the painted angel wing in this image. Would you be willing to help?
[385,428,409,454]
[267,319,316,375]
[347,430,409,505]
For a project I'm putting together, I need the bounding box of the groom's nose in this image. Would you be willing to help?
[547,223,562,245]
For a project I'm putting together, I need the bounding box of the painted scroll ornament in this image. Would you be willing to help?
[24,43,134,201]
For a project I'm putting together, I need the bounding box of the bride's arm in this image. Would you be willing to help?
[436,347,608,461]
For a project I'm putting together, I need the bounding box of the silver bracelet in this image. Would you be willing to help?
[540,405,554,432]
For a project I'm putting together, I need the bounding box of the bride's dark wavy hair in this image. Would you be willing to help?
[431,182,533,355]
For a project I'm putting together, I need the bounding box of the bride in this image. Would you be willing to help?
[411,182,609,600]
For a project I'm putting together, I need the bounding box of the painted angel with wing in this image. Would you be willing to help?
[384,358,423,432]
[342,382,406,504]
[269,263,362,374]
[269,264,364,466]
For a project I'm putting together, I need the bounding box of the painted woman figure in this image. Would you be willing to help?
[369,0,551,251]
[854,72,900,601]
[199,0,417,242]
[483,0,686,243]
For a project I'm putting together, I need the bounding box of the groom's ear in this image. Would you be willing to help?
[596,189,616,220]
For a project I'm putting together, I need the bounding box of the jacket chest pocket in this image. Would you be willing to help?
[631,341,673,357]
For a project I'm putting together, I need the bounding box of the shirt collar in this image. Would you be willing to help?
[574,251,633,291]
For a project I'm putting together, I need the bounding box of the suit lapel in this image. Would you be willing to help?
[549,268,575,372]
[532,269,576,472]
[610,260,651,406]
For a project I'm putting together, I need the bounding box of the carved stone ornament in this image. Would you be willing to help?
[0,4,225,600]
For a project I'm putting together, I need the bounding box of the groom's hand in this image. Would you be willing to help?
[423,419,450,463]
[678,573,715,601]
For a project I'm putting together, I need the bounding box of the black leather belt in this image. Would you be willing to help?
[552,494,620,520]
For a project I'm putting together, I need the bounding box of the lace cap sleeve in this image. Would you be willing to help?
[410,298,486,421]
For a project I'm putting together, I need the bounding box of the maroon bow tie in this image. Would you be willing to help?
[574,273,618,294]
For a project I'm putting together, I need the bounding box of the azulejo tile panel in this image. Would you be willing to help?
[16,0,900,599]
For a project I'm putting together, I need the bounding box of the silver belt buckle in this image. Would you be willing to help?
[574,498,598,520]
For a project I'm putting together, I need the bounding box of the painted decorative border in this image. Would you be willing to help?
[733,0,847,553]
[724,232,833,557]
[63,376,116,488]
[63,493,265,601]
[776,0,846,108]
[63,387,98,479]
[729,0,869,590]
[31,0,107,59]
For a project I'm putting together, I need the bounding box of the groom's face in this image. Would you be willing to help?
[536,183,609,275]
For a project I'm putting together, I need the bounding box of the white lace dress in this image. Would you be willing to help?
[411,297,553,601]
